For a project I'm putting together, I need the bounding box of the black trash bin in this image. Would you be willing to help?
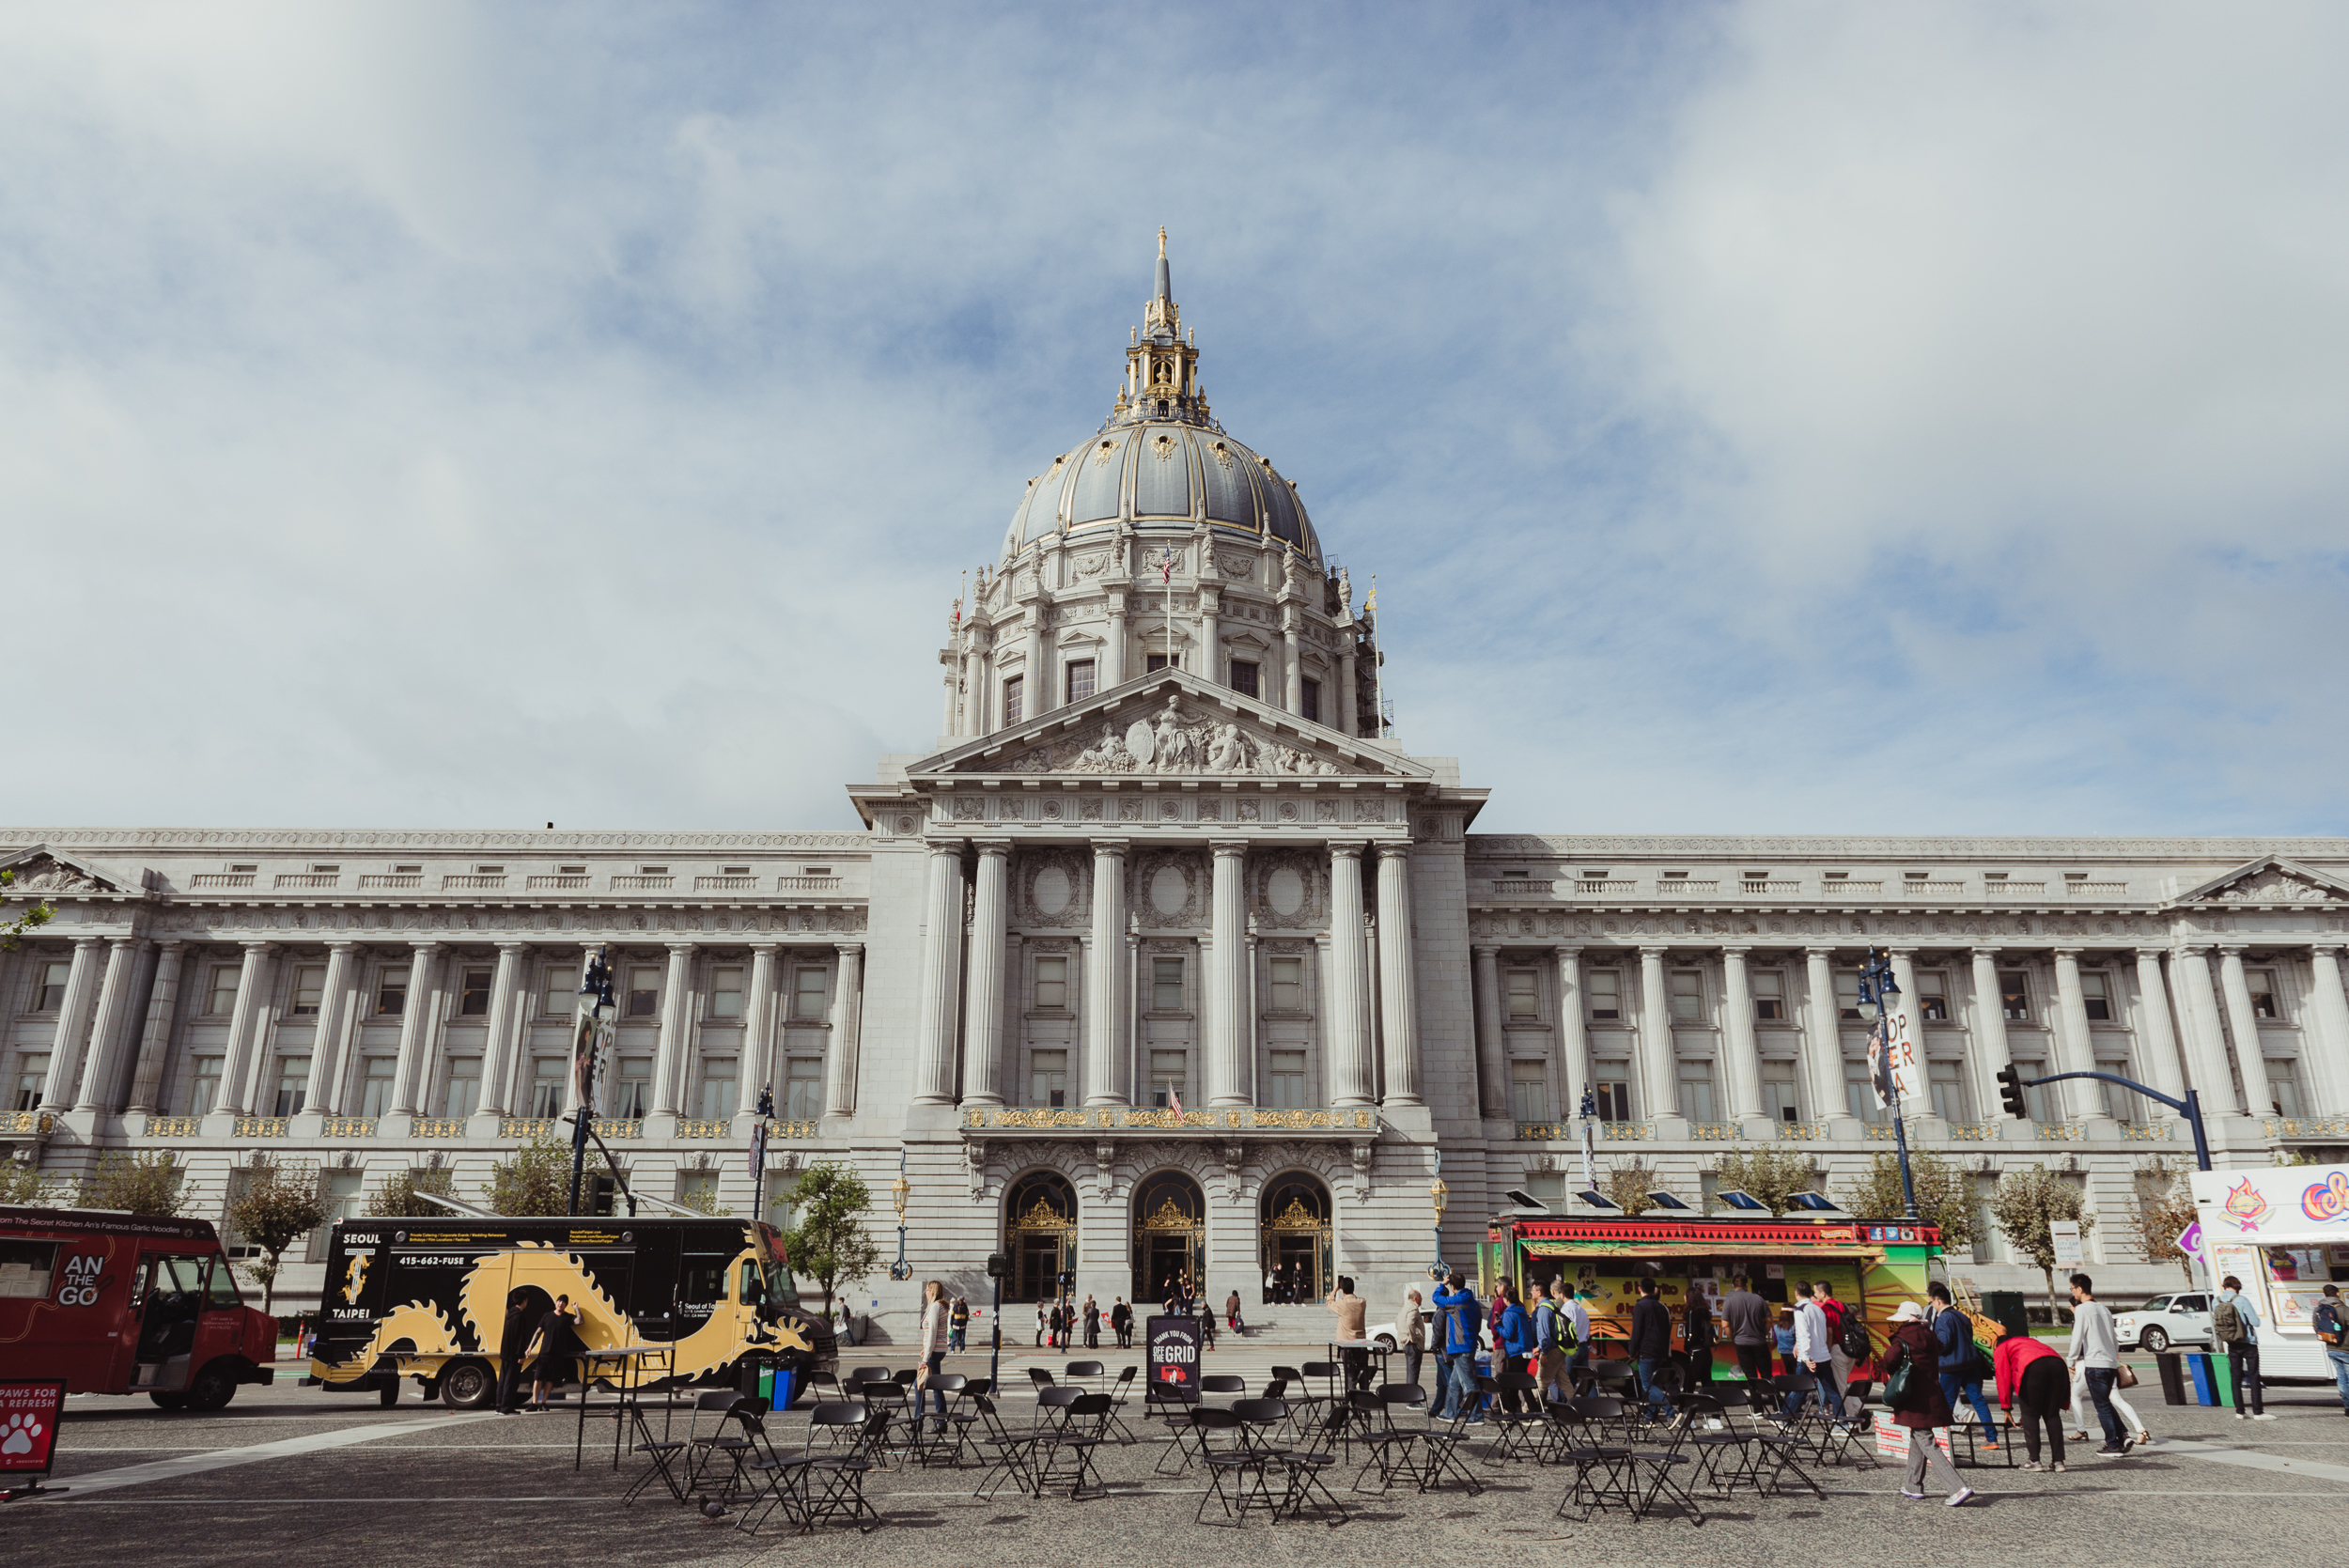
[1985,1291,2030,1342]
[2155,1352,2187,1405]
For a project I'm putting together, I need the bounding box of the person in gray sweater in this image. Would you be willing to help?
[2065,1273,2132,1457]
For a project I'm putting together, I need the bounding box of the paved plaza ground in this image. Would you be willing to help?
[14,1343,2348,1567]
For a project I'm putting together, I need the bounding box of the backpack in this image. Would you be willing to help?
[2211,1296,2245,1345]
[1838,1310,1873,1362]
[1554,1304,1580,1353]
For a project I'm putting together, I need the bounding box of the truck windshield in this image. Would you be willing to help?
[205,1258,243,1309]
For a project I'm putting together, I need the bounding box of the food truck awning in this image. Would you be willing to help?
[1499,1218,1937,1258]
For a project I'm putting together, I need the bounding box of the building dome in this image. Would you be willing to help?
[999,232,1321,567]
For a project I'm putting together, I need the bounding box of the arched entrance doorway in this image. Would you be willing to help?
[1258,1173,1332,1304]
[1003,1171,1078,1303]
[1129,1171,1206,1304]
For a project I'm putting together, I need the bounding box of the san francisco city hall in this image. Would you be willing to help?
[8,244,2348,1330]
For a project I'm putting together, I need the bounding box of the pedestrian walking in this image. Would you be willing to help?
[2065,1273,2134,1455]
[1781,1281,1836,1424]
[1995,1324,2070,1470]
[2313,1283,2349,1417]
[1330,1275,1371,1390]
[1430,1270,1484,1423]
[1396,1287,1428,1397]
[1034,1300,1047,1348]
[1721,1273,1773,1410]
[1532,1284,1563,1404]
[1628,1277,1675,1422]
[526,1293,585,1411]
[1082,1294,1100,1349]
[1682,1284,1718,1390]
[1225,1288,1242,1334]
[1773,1309,1797,1377]
[2213,1275,2275,1421]
[493,1291,534,1415]
[2067,1359,2150,1448]
[1563,1281,1592,1385]
[1494,1281,1537,1415]
[949,1295,970,1353]
[1927,1282,1998,1449]
[1881,1301,1974,1506]
[1111,1295,1133,1348]
[1815,1277,1857,1418]
[916,1279,952,1434]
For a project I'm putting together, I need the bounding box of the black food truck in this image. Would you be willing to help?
[305,1216,834,1408]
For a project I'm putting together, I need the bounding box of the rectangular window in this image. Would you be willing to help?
[1149,1049,1188,1110]
[1836,970,1863,1020]
[696,1057,738,1122]
[376,970,407,1017]
[1003,674,1024,725]
[1506,969,1540,1019]
[289,965,325,1017]
[1928,1059,1965,1122]
[1268,956,1302,1012]
[272,1057,309,1118]
[544,961,578,1016]
[12,1054,49,1112]
[2247,969,2279,1019]
[1999,970,2030,1021]
[1510,1060,1552,1123]
[627,965,661,1018]
[1587,970,1621,1023]
[1152,957,1185,1013]
[443,1058,481,1119]
[1751,970,1786,1022]
[1914,970,1949,1021]
[459,968,493,1017]
[1669,970,1703,1023]
[1229,660,1259,698]
[307,1170,365,1263]
[186,1056,225,1116]
[1268,1048,1306,1109]
[784,1056,824,1122]
[357,1058,396,1119]
[1300,678,1321,724]
[530,1058,566,1119]
[2098,1061,2135,1122]
[708,965,744,1020]
[1065,659,1096,705]
[2080,970,2113,1022]
[1676,1061,1717,1122]
[612,1058,652,1120]
[2017,1063,2053,1124]
[1030,1048,1068,1109]
[1762,1064,1799,1122]
[1145,652,1178,673]
[2268,1059,2305,1118]
[1034,955,1068,1011]
[207,965,241,1017]
[794,966,829,1020]
[1844,1062,1885,1125]
[1592,1079,1631,1122]
[35,961,70,1012]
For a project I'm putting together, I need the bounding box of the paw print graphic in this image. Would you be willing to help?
[1,1412,42,1455]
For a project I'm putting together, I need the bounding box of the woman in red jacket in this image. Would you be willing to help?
[1994,1327,2070,1471]
[1881,1301,1973,1505]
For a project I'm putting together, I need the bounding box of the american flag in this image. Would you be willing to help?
[1169,1086,1185,1119]
[1159,546,1177,584]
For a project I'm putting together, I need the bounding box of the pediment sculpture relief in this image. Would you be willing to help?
[2209,868,2339,904]
[1010,694,1341,777]
[4,856,107,894]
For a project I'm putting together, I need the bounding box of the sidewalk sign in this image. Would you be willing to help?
[2048,1221,2083,1273]
[0,1381,65,1500]
[1871,1408,1952,1460]
[1146,1314,1201,1403]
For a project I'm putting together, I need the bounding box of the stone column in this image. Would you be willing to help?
[974,637,996,735]
[127,940,185,1115]
[1719,947,1765,1123]
[1200,590,1221,685]
[1282,606,1302,714]
[1968,950,2015,1120]
[739,943,780,1115]
[1206,842,1249,1105]
[303,940,358,1115]
[912,841,966,1104]
[389,943,442,1117]
[1326,842,1374,1107]
[72,936,143,1112]
[1638,948,1674,1125]
[2131,949,2188,1104]
[2217,946,2275,1115]
[2049,951,2101,1120]
[1888,949,1921,1026]
[2299,946,2349,1115]
[475,941,527,1116]
[826,943,864,1118]
[36,938,101,1109]
[1021,599,1046,715]
[963,842,1011,1106]
[1108,597,1129,688]
[2172,947,2242,1116]
[1804,949,1848,1126]
[941,654,959,737]
[1376,843,1422,1107]
[1085,841,1128,1105]
[650,942,696,1117]
[958,641,981,736]
[1471,944,1508,1121]
[1337,635,1358,737]
[1555,947,1589,1125]
[220,940,279,1115]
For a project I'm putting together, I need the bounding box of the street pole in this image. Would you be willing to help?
[989,1268,1002,1394]
[1858,947,1920,1221]
[567,946,614,1217]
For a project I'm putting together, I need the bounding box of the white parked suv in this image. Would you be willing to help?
[2114,1291,2215,1353]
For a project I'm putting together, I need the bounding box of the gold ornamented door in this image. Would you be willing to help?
[1130,1172,1206,1303]
[1258,1176,1332,1302]
[1003,1172,1079,1302]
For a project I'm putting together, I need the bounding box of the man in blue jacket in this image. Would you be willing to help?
[1928,1281,1997,1446]
[1430,1271,1484,1423]
[1494,1282,1538,1415]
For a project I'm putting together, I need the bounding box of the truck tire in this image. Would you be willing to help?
[148,1391,188,1410]
[2141,1327,2169,1353]
[379,1379,401,1406]
[184,1362,240,1412]
[441,1360,495,1410]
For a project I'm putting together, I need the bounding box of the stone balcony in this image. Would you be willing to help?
[961,1104,1378,1140]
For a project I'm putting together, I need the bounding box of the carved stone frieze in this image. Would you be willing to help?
[1007,694,1341,777]
[1250,848,1330,931]
[1130,851,1204,927]
[1016,847,1091,929]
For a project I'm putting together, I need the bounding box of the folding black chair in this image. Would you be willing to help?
[1616,1406,1706,1525]
[1268,1403,1352,1526]
[1199,1373,1247,1405]
[1410,1388,1487,1496]
[1065,1358,1106,1394]
[1027,1365,1057,1398]
[859,1378,912,1467]
[1551,1399,1637,1521]
[1034,1383,1081,1434]
[1486,1370,1547,1462]
[621,1398,693,1506]
[1033,1391,1114,1500]
[1102,1365,1141,1444]
[969,1392,1045,1502]
[1674,1392,1761,1498]
[1191,1406,1273,1527]
[912,1373,968,1467]
[1345,1389,1422,1496]
[1271,1363,1325,1433]
[796,1404,887,1534]
[732,1403,822,1536]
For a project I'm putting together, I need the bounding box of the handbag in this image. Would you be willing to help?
[2115,1362,2139,1389]
[1881,1345,1913,1406]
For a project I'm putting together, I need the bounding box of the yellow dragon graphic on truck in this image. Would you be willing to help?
[312,1238,810,1388]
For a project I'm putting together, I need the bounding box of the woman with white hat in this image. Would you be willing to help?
[1881,1300,1974,1506]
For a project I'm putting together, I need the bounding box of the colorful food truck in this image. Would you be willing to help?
[0,1206,280,1410]
[305,1215,834,1407]
[1481,1211,1948,1389]
[2191,1162,2349,1382]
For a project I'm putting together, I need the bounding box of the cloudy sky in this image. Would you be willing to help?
[6,1,2345,839]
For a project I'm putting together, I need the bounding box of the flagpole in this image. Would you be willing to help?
[1367,574,1386,738]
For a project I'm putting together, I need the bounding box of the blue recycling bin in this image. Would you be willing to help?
[2183,1352,2220,1406]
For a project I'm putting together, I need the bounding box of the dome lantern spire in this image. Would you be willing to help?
[1120,228,1206,427]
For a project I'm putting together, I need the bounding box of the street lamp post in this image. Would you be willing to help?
[567,947,617,1217]
[1428,1154,1450,1281]
[888,1150,913,1281]
[1855,946,1921,1222]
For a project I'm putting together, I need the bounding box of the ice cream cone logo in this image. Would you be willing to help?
[2222,1178,2270,1232]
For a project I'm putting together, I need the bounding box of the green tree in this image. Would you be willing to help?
[225,1157,331,1316]
[0,868,56,952]
[1834,1150,1975,1252]
[366,1164,455,1218]
[1988,1163,2094,1319]
[1601,1157,1662,1217]
[483,1134,615,1216]
[0,1160,61,1205]
[77,1151,185,1216]
[1709,1146,1819,1216]
[2124,1156,2199,1284]
[779,1161,879,1315]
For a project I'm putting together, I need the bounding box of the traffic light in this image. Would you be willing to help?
[588,1173,617,1216]
[986,1252,1011,1281]
[1996,1063,2027,1120]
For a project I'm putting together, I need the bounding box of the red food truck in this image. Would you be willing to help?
[0,1205,279,1410]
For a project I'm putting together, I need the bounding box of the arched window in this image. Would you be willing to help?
[1258,1173,1333,1303]
[1003,1171,1078,1302]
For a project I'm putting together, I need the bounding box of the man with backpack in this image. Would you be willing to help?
[2313,1283,2348,1417]
[1538,1278,1582,1403]
[1928,1281,1998,1448]
[1815,1277,1862,1421]
[1429,1270,1484,1423]
[2212,1275,2274,1420]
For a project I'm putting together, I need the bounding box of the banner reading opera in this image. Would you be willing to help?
[1146,1314,1201,1402]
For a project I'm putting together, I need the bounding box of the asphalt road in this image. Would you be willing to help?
[14,1346,2347,1567]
